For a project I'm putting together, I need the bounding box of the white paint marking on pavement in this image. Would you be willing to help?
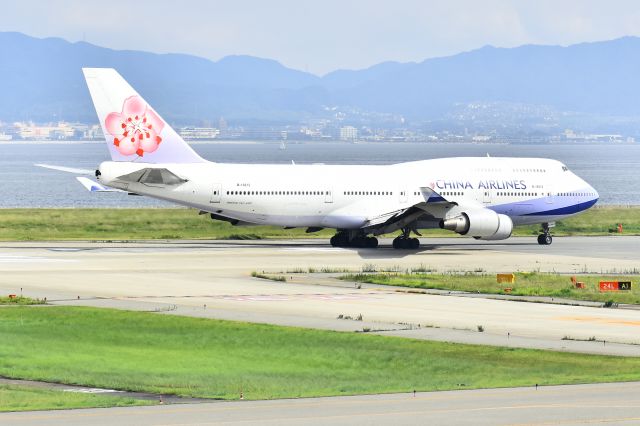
[0,254,75,264]
[62,388,123,394]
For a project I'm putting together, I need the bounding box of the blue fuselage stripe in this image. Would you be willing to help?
[522,198,598,216]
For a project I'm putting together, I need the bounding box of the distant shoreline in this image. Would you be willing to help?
[0,140,637,146]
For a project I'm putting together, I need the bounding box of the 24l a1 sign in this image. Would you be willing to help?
[599,281,632,292]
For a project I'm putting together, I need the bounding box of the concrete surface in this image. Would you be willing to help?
[1,237,639,355]
[2,381,640,425]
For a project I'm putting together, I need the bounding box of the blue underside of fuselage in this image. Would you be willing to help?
[521,198,598,216]
[489,197,598,218]
[427,194,598,218]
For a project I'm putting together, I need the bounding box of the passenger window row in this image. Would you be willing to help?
[227,190,328,196]
[343,191,392,196]
[559,192,596,197]
[497,192,539,197]
[513,169,546,173]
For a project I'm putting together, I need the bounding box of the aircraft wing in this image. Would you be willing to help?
[363,186,485,235]
[364,187,455,227]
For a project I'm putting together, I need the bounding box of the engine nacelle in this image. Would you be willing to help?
[439,209,513,240]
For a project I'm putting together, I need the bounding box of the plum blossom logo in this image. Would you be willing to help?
[105,96,164,157]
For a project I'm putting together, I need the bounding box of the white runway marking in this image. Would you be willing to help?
[0,254,74,264]
[63,388,123,394]
[280,247,344,252]
[218,293,382,302]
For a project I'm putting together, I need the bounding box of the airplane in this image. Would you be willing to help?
[75,67,599,249]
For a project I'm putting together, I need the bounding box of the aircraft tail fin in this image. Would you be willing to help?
[82,68,206,164]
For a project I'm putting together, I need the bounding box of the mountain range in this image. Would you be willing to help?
[1,31,640,124]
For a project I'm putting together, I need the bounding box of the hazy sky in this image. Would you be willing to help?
[2,0,640,75]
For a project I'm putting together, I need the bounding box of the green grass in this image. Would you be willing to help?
[0,206,636,241]
[516,205,640,236]
[0,384,151,412]
[0,208,334,241]
[2,307,640,401]
[251,271,287,282]
[340,272,640,304]
[0,296,45,305]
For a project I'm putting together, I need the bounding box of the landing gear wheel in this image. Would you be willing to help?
[410,238,420,249]
[392,237,420,249]
[537,234,552,245]
[330,232,349,247]
[331,233,378,249]
[366,237,379,249]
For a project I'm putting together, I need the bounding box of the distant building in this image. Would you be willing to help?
[16,121,79,140]
[178,127,220,140]
[218,117,228,137]
[563,128,626,143]
[339,126,358,141]
[85,125,104,140]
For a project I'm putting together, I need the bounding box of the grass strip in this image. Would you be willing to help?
[0,296,45,305]
[1,306,640,401]
[0,206,636,241]
[340,272,640,304]
[0,384,152,412]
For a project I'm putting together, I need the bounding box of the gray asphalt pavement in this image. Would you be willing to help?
[3,381,640,425]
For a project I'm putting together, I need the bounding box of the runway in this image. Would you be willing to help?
[3,381,640,425]
[1,236,639,354]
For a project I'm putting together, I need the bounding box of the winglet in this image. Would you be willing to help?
[420,187,449,203]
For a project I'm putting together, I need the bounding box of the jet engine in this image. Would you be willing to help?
[439,209,513,240]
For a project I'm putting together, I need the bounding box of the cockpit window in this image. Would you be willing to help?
[561,166,569,172]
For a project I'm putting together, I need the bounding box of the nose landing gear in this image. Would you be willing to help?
[537,222,554,245]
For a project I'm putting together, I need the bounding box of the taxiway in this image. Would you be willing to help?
[1,236,639,354]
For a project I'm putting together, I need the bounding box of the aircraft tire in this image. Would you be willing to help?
[366,237,378,248]
[410,238,420,249]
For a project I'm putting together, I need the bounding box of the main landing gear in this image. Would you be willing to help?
[330,231,378,248]
[330,226,421,250]
[537,222,553,245]
[392,236,420,249]
[392,227,420,250]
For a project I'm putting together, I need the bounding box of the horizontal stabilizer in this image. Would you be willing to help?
[35,163,94,175]
[76,177,123,192]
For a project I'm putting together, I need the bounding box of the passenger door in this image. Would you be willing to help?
[546,184,555,204]
[210,183,222,203]
[324,189,333,203]
[482,189,491,204]
[399,188,408,204]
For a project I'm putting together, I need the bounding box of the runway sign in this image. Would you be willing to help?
[497,274,515,283]
[599,281,632,291]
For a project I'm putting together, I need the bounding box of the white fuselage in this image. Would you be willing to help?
[97,157,599,232]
